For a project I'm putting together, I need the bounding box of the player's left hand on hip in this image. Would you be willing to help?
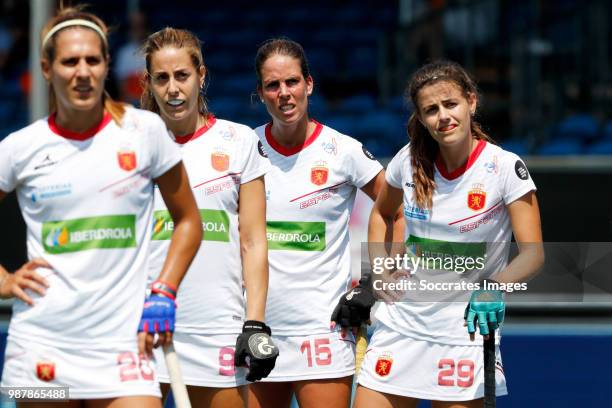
[235,320,279,382]
[464,281,505,341]
[137,280,177,356]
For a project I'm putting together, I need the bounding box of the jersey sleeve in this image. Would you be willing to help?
[147,114,182,179]
[344,139,383,188]
[0,134,17,192]
[239,129,272,184]
[385,146,407,189]
[499,151,536,204]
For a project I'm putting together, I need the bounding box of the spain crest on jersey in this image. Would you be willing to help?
[375,353,393,377]
[310,162,328,186]
[36,361,55,381]
[211,152,230,172]
[467,184,486,211]
[117,149,137,171]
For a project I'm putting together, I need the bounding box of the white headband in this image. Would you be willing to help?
[42,19,107,49]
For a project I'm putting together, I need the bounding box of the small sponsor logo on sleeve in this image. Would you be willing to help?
[257,140,268,158]
[362,146,376,160]
[514,160,529,180]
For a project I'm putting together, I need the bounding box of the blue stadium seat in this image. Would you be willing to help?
[501,139,530,156]
[338,94,377,113]
[536,138,583,155]
[345,47,378,76]
[215,74,256,97]
[206,52,251,74]
[354,112,405,155]
[0,104,13,123]
[602,120,612,140]
[386,95,408,113]
[556,113,599,141]
[583,140,612,155]
[209,96,249,120]
[361,138,396,157]
[307,49,339,75]
[325,115,360,137]
[308,94,330,118]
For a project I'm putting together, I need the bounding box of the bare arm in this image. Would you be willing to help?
[140,162,202,354]
[238,176,268,322]
[494,191,545,283]
[367,177,404,262]
[154,162,203,288]
[361,170,405,245]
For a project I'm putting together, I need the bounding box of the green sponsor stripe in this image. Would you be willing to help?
[405,235,486,271]
[200,209,230,242]
[151,210,173,241]
[152,209,230,242]
[42,215,136,254]
[266,221,325,251]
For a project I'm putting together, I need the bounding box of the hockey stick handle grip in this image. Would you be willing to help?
[355,325,368,375]
[483,332,496,408]
[163,343,192,408]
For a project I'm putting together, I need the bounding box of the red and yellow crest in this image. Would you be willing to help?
[375,353,393,377]
[36,361,55,382]
[467,185,486,211]
[211,152,230,172]
[117,149,137,171]
[310,162,329,186]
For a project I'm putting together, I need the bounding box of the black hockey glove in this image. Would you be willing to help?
[331,273,376,329]
[235,320,279,382]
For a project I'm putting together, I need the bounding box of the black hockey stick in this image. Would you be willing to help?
[483,331,496,408]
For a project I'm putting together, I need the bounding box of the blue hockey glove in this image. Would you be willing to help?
[138,280,176,334]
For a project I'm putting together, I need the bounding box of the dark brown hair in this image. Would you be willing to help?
[140,27,207,116]
[254,38,310,87]
[41,6,125,123]
[406,60,495,209]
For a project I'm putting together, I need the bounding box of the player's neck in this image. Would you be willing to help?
[55,103,104,134]
[437,135,477,174]
[270,117,316,148]
[168,113,205,137]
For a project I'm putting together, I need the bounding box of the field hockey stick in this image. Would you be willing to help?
[355,324,368,375]
[483,331,496,408]
[163,343,191,408]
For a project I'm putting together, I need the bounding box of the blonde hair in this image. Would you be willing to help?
[41,6,125,124]
[140,27,207,116]
[406,60,495,209]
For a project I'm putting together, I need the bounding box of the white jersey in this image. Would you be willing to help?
[149,116,271,334]
[376,140,536,345]
[0,108,181,348]
[255,121,382,335]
